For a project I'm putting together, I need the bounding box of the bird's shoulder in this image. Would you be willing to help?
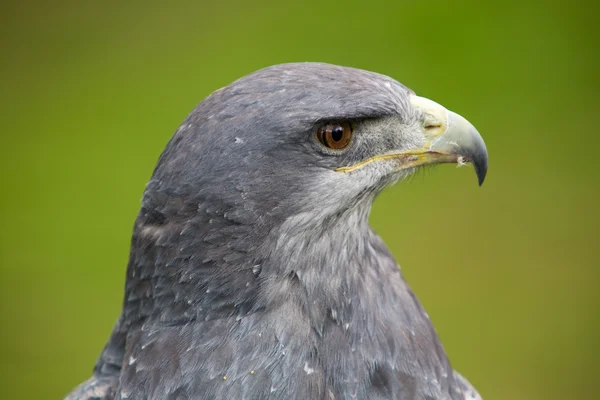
[63,376,116,400]
[453,371,482,400]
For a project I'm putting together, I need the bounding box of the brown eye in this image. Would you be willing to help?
[316,121,353,150]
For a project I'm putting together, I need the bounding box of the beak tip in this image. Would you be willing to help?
[473,152,488,186]
[467,126,488,187]
[477,170,486,186]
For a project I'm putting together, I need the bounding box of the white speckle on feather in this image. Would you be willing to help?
[234,137,244,144]
[270,386,277,393]
[128,356,136,365]
[139,225,164,240]
[303,362,314,375]
[457,156,466,167]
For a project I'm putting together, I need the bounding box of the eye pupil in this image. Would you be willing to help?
[316,121,352,150]
[331,125,344,142]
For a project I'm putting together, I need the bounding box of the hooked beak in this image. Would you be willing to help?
[407,95,488,185]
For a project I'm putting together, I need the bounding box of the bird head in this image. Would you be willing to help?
[149,63,487,232]
[129,62,488,323]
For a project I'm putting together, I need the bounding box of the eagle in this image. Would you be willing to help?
[66,63,487,400]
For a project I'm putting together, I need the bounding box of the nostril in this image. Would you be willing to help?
[424,123,442,130]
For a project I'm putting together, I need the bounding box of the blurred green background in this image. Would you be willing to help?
[1,0,598,399]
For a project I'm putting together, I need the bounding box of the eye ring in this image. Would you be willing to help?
[316,121,353,150]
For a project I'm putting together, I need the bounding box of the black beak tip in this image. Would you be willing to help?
[470,139,488,186]
[476,162,487,186]
[473,151,488,186]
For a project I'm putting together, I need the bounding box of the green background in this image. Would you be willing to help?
[1,1,598,399]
